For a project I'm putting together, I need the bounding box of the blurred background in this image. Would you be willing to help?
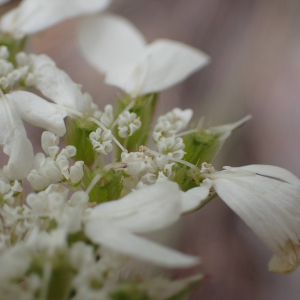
[2,0,300,299]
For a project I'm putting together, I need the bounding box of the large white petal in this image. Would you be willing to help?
[235,165,300,186]
[35,64,84,113]
[0,0,111,35]
[89,181,182,233]
[130,39,210,95]
[9,91,66,136]
[213,174,300,271]
[2,129,34,180]
[85,222,199,268]
[0,97,26,156]
[79,14,146,92]
[0,0,10,5]
[181,179,212,214]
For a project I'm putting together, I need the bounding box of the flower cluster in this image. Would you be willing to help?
[0,1,299,300]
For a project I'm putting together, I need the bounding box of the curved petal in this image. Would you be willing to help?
[0,0,10,5]
[181,179,212,214]
[0,0,111,35]
[89,181,182,233]
[235,165,300,186]
[0,96,26,155]
[85,222,199,268]
[35,64,84,113]
[131,39,210,95]
[213,174,300,273]
[9,91,66,137]
[2,129,34,180]
[79,14,146,92]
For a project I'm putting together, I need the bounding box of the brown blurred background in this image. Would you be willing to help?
[2,0,300,299]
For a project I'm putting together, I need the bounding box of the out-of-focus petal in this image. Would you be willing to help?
[2,129,34,180]
[235,164,300,186]
[0,0,111,35]
[131,39,210,95]
[35,64,84,113]
[90,181,182,233]
[79,14,146,94]
[9,91,66,136]
[213,173,300,273]
[79,14,146,75]
[85,222,199,268]
[0,0,10,5]
[181,179,212,214]
[0,96,26,156]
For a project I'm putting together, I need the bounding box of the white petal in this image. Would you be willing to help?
[181,179,212,214]
[89,181,182,233]
[213,174,300,270]
[9,91,66,136]
[235,165,300,186]
[85,222,199,268]
[0,0,111,35]
[2,129,34,180]
[0,96,26,155]
[35,64,84,113]
[268,254,299,275]
[131,39,210,95]
[79,14,146,92]
[0,0,10,5]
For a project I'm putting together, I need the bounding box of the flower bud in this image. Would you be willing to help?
[115,93,158,153]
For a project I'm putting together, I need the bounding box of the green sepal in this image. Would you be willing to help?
[0,33,27,65]
[153,274,203,300]
[28,251,75,300]
[63,117,98,167]
[110,282,152,300]
[171,166,202,191]
[115,93,158,154]
[0,194,5,208]
[183,115,252,168]
[183,129,223,168]
[83,167,123,203]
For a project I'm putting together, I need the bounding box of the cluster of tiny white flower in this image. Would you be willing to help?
[0,0,299,299]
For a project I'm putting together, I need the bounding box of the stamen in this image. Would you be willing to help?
[88,117,127,153]
[140,146,198,170]
[86,173,102,195]
[110,100,135,130]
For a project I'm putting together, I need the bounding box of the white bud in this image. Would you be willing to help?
[41,131,59,155]
[89,128,113,155]
[0,46,9,60]
[118,111,141,138]
[69,161,84,184]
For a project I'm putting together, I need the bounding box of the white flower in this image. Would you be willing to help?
[117,111,141,138]
[89,128,113,155]
[184,164,300,274]
[85,181,199,268]
[153,108,193,142]
[0,0,111,35]
[93,104,114,128]
[157,136,186,160]
[41,131,60,158]
[79,14,210,97]
[0,90,66,180]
